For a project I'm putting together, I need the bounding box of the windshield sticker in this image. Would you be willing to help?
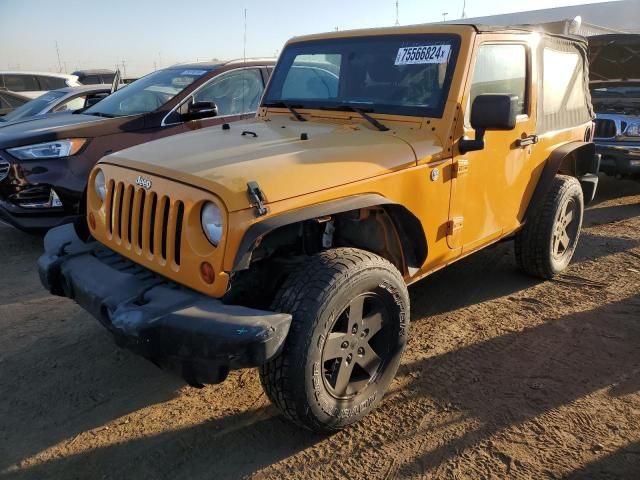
[395,45,451,65]
[180,69,207,76]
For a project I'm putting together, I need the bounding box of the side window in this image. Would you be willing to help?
[194,69,264,116]
[4,93,27,108]
[38,76,67,90]
[542,48,584,114]
[52,96,87,112]
[0,93,9,109]
[469,44,527,116]
[4,74,39,92]
[82,75,101,84]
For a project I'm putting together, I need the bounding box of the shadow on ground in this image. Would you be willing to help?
[1,176,638,479]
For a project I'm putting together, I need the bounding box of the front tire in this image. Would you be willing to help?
[515,175,584,279]
[259,248,409,432]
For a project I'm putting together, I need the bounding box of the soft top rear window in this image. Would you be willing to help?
[263,34,461,118]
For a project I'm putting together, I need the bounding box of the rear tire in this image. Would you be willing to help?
[515,175,584,279]
[259,248,409,432]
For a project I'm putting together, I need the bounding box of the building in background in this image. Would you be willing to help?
[449,0,640,36]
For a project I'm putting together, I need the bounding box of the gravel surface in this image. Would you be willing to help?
[0,175,638,479]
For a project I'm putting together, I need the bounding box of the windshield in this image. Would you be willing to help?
[0,90,66,122]
[84,68,209,117]
[263,34,460,117]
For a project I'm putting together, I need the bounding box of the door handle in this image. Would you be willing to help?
[516,135,538,147]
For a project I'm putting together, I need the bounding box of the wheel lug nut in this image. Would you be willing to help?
[352,325,358,334]
[346,354,353,364]
[357,347,365,356]
[341,341,349,349]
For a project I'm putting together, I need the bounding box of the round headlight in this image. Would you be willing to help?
[94,169,106,202]
[201,202,223,246]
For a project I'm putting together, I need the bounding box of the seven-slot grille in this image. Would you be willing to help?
[105,179,185,267]
[0,159,9,182]
[594,118,617,138]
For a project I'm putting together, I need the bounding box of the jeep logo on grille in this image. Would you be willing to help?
[135,175,152,190]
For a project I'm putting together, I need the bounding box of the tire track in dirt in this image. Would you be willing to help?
[1,176,639,479]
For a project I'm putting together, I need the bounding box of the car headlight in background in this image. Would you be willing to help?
[624,123,640,137]
[94,169,107,202]
[7,139,86,160]
[201,202,223,246]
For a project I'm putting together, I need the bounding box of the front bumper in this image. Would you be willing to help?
[595,141,640,176]
[38,224,292,386]
[0,198,79,233]
[0,152,84,232]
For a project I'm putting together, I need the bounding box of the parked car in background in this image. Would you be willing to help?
[72,69,117,85]
[0,59,275,232]
[0,90,30,116]
[589,34,640,178]
[0,72,81,99]
[0,85,114,126]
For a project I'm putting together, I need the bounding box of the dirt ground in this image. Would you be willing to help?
[0,175,639,480]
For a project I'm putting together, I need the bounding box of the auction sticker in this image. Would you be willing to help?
[395,44,451,65]
[180,70,207,76]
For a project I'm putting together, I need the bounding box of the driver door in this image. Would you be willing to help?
[179,68,265,131]
[448,40,536,253]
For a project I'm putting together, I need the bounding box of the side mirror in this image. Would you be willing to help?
[459,94,519,153]
[181,101,218,121]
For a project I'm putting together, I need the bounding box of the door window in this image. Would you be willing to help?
[4,74,39,92]
[38,76,68,90]
[82,75,102,84]
[52,95,87,112]
[468,44,528,117]
[193,69,264,116]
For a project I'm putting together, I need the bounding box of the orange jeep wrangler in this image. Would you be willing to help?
[39,24,600,432]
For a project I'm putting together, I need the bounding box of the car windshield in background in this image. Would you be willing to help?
[0,90,66,122]
[84,68,209,117]
[591,84,640,98]
[263,34,460,117]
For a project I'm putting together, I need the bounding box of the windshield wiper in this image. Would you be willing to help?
[330,105,389,132]
[264,101,306,122]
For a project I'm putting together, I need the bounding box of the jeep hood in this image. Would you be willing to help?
[104,118,431,212]
[589,34,640,84]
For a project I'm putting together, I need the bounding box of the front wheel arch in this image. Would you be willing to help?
[231,194,428,275]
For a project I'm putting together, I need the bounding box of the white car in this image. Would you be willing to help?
[0,72,81,99]
[0,85,116,125]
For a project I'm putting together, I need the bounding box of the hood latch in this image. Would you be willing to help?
[247,181,268,217]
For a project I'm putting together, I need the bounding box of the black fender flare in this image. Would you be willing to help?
[232,194,428,273]
[524,142,600,222]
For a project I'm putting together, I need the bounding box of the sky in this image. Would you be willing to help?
[0,0,610,77]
